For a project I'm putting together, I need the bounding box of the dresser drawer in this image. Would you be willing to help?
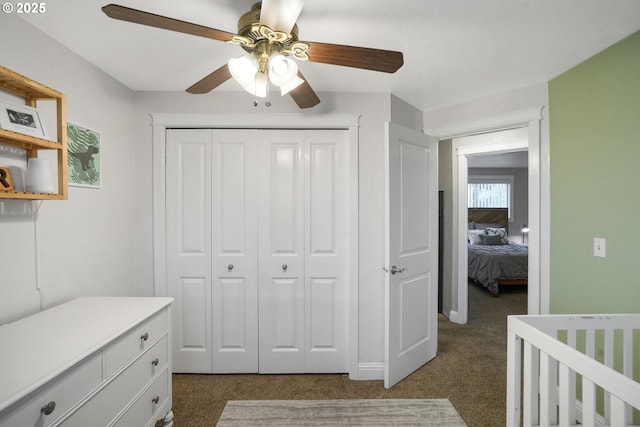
[0,354,101,427]
[113,369,170,427]
[103,309,167,378]
[62,335,168,427]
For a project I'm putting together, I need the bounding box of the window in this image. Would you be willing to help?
[468,175,514,220]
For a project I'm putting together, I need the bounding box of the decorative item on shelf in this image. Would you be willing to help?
[521,224,529,244]
[8,166,25,192]
[0,102,49,139]
[67,122,101,188]
[26,158,55,193]
[0,166,15,191]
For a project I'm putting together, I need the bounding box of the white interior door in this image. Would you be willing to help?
[258,131,307,373]
[384,122,438,388]
[166,129,213,373]
[258,130,349,373]
[210,130,259,373]
[167,128,349,374]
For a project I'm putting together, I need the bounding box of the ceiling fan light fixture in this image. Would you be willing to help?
[228,54,259,86]
[253,70,269,98]
[268,53,298,87]
[279,75,304,96]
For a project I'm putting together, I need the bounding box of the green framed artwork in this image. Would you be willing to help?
[67,122,101,188]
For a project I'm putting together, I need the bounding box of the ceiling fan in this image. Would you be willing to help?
[102,0,404,108]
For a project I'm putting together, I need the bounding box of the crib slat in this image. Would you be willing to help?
[558,363,573,427]
[539,352,557,426]
[581,377,596,427]
[523,341,538,427]
[622,328,633,425]
[507,333,522,427]
[604,328,614,424]
[610,395,626,427]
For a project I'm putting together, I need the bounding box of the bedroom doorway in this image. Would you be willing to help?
[453,124,539,324]
[466,149,529,299]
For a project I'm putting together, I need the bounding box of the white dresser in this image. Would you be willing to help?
[0,297,174,427]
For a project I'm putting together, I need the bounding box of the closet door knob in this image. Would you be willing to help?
[41,401,56,415]
[282,264,288,271]
[228,264,234,271]
[141,332,149,341]
[151,358,159,367]
[152,396,160,404]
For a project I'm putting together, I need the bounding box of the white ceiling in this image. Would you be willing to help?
[19,0,640,112]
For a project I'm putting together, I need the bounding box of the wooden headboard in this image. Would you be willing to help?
[468,208,508,230]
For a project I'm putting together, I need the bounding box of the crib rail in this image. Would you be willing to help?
[507,314,640,427]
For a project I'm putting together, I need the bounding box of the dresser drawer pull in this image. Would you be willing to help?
[151,358,159,367]
[41,401,56,416]
[152,396,160,405]
[140,332,149,341]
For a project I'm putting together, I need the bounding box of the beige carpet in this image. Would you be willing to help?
[216,399,468,426]
[160,283,527,427]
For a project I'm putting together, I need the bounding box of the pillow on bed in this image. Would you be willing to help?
[479,233,507,245]
[485,227,508,239]
[467,229,485,245]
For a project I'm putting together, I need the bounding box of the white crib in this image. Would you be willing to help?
[507,314,640,427]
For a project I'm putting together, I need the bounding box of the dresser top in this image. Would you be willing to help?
[0,297,173,412]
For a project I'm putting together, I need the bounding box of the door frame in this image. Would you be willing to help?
[425,106,549,323]
[150,113,361,377]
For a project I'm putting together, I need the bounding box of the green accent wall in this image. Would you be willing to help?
[549,31,640,314]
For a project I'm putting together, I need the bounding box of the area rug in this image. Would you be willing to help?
[216,399,468,426]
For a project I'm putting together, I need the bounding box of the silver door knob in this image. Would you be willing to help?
[282,264,288,271]
[390,265,407,275]
[228,264,234,271]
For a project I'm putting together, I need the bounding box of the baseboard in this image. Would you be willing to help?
[351,363,384,380]
[448,310,463,324]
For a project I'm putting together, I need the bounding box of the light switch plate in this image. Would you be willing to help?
[594,238,606,258]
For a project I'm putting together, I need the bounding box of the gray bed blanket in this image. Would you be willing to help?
[468,242,528,295]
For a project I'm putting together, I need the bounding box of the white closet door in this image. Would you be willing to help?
[258,130,306,373]
[166,129,213,373]
[167,128,349,374]
[304,130,349,373]
[258,130,349,373]
[210,130,259,373]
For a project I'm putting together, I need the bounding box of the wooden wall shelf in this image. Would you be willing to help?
[0,65,67,200]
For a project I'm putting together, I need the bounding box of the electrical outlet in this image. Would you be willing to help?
[594,238,606,258]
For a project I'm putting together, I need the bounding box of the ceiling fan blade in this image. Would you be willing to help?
[102,4,235,42]
[186,64,232,94]
[259,0,304,33]
[305,41,404,73]
[288,72,320,109]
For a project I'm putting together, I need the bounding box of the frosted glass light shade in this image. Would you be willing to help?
[279,75,304,96]
[26,158,55,193]
[268,54,298,87]
[228,54,259,85]
[253,71,269,98]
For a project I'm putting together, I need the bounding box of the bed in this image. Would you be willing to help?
[467,208,528,296]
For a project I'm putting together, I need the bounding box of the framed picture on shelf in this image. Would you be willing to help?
[0,102,49,139]
[67,122,101,188]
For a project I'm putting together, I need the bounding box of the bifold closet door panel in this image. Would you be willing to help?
[258,131,306,373]
[258,130,349,374]
[166,129,213,373]
[210,130,259,373]
[304,131,349,373]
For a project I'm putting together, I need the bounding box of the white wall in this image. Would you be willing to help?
[0,16,138,323]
